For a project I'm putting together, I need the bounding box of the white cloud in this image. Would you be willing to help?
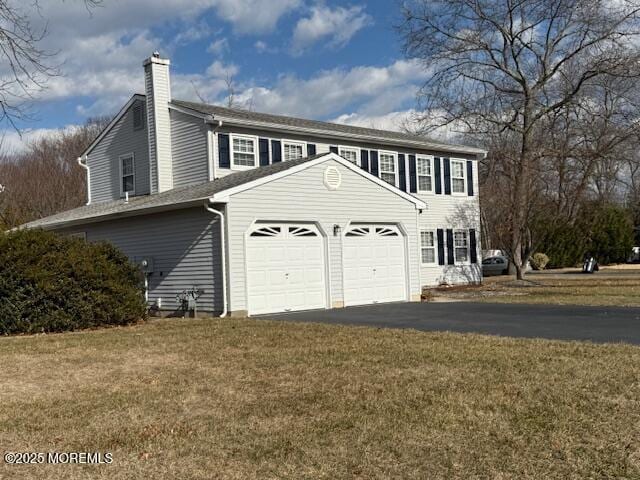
[206,60,239,78]
[255,40,268,52]
[207,38,229,55]
[233,60,424,119]
[0,126,78,154]
[211,0,301,33]
[332,110,418,132]
[291,5,372,55]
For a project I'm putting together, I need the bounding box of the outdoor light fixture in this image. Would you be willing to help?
[333,224,341,236]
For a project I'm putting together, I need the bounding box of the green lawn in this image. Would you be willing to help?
[1,318,640,479]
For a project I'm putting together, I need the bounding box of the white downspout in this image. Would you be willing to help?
[205,202,228,318]
[77,155,91,205]
[205,117,223,181]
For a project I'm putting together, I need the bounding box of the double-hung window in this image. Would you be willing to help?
[120,153,135,195]
[420,231,436,264]
[417,155,433,192]
[339,147,359,164]
[451,159,466,194]
[232,135,257,168]
[379,152,397,185]
[454,230,469,263]
[283,141,305,161]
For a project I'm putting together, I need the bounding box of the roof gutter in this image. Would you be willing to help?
[204,201,228,318]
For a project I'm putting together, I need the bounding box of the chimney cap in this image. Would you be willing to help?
[143,53,170,67]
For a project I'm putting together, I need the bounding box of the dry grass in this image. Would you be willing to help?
[426,275,640,307]
[480,277,640,307]
[1,318,640,479]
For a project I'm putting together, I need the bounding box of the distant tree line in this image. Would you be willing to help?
[0,117,109,229]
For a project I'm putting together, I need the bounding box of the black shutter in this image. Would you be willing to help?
[434,158,442,194]
[271,140,282,163]
[446,228,455,265]
[467,160,474,196]
[408,154,417,193]
[307,144,316,156]
[443,158,452,195]
[218,133,230,168]
[361,149,369,171]
[370,150,379,176]
[469,229,478,263]
[329,146,338,154]
[437,229,445,266]
[398,154,407,191]
[259,138,269,166]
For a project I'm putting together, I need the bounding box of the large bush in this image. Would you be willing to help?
[535,203,634,268]
[530,253,550,270]
[0,229,147,335]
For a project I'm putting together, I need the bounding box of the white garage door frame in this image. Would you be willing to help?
[340,221,412,306]
[243,219,331,315]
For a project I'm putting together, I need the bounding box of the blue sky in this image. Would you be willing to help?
[2,0,427,151]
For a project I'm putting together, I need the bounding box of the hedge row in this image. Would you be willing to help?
[0,229,147,335]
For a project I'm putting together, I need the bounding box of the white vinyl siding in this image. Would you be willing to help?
[454,230,468,263]
[226,159,420,313]
[232,135,257,168]
[451,159,466,194]
[86,100,150,203]
[283,141,305,161]
[420,230,436,264]
[339,147,359,164]
[120,153,135,195]
[379,152,396,186]
[417,155,433,192]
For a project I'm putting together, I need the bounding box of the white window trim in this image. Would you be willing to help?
[420,230,437,265]
[416,154,434,193]
[119,152,135,197]
[230,133,259,170]
[338,146,360,165]
[450,158,467,195]
[453,229,469,264]
[378,150,398,187]
[281,139,307,162]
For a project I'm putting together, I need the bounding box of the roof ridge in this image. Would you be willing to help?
[170,98,486,155]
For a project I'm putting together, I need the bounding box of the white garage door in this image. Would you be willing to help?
[246,223,327,315]
[343,224,408,306]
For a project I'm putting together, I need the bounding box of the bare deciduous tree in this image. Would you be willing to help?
[0,116,109,228]
[0,0,101,130]
[401,0,640,278]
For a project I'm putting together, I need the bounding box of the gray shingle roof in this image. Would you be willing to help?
[171,99,486,156]
[23,154,327,230]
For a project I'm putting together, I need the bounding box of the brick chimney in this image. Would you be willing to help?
[144,52,173,193]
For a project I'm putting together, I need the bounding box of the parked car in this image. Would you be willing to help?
[482,256,509,276]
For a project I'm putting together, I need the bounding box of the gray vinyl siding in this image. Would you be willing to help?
[225,158,421,313]
[57,208,223,313]
[86,100,150,203]
[171,110,209,187]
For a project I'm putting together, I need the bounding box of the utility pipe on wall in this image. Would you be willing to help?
[205,202,228,318]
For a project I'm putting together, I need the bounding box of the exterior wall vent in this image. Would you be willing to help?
[324,166,341,190]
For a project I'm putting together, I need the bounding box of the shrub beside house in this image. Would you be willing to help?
[0,229,147,335]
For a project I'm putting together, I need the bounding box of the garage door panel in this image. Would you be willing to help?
[343,224,407,307]
[247,223,327,315]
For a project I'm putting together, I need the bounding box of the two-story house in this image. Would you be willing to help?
[24,53,487,316]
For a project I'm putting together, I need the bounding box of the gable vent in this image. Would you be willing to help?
[324,166,342,190]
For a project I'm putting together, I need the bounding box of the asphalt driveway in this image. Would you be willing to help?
[264,302,640,345]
